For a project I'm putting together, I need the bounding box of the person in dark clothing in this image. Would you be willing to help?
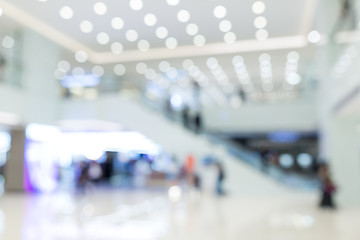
[239,88,247,103]
[101,152,115,183]
[318,163,337,209]
[320,176,336,208]
[194,112,202,133]
[182,105,190,129]
[215,162,225,196]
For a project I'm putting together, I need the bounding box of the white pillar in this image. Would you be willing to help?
[330,117,360,206]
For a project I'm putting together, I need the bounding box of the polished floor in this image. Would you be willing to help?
[0,189,359,240]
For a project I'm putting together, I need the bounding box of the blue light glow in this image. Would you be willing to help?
[61,74,101,88]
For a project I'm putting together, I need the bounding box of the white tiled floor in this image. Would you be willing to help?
[0,189,359,240]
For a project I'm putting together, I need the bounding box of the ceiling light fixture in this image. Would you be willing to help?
[252,1,266,14]
[93,2,107,15]
[219,20,232,32]
[111,17,124,30]
[2,36,14,49]
[145,68,157,80]
[287,51,300,62]
[167,0,180,6]
[182,59,194,70]
[75,50,88,63]
[80,20,93,33]
[59,6,73,19]
[254,16,267,29]
[307,30,321,43]
[72,67,85,78]
[213,6,227,19]
[114,64,126,76]
[156,26,169,39]
[159,61,171,72]
[206,57,218,69]
[165,37,178,49]
[177,10,190,23]
[138,40,150,51]
[255,29,268,41]
[286,73,302,85]
[129,0,143,11]
[111,42,124,54]
[224,32,236,44]
[57,60,71,72]
[259,53,271,62]
[136,62,147,74]
[193,35,206,47]
[125,29,138,42]
[92,66,104,77]
[186,23,199,36]
[97,32,110,44]
[144,13,157,26]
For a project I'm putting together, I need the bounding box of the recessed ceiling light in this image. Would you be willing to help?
[57,60,71,72]
[232,56,244,66]
[165,37,178,49]
[111,42,123,54]
[186,23,199,36]
[2,36,14,49]
[287,51,300,62]
[97,32,110,44]
[286,73,302,85]
[189,65,200,77]
[307,30,321,43]
[75,50,88,63]
[193,35,206,47]
[92,65,104,77]
[136,62,147,74]
[129,0,143,11]
[59,6,73,19]
[114,64,126,76]
[111,17,124,30]
[219,20,232,32]
[166,67,178,79]
[224,32,236,44]
[183,59,194,70]
[145,68,156,80]
[159,61,171,72]
[80,20,93,33]
[252,1,266,14]
[156,26,168,39]
[144,13,157,26]
[254,16,267,29]
[138,40,150,51]
[255,29,268,41]
[125,29,138,42]
[167,0,180,6]
[206,57,218,69]
[213,6,227,19]
[177,10,190,23]
[259,53,271,62]
[93,2,107,15]
[72,67,85,78]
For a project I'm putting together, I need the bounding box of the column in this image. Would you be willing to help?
[5,128,25,191]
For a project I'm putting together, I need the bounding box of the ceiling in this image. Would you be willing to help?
[0,0,324,104]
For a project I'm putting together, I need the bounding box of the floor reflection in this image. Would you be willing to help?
[0,189,359,240]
